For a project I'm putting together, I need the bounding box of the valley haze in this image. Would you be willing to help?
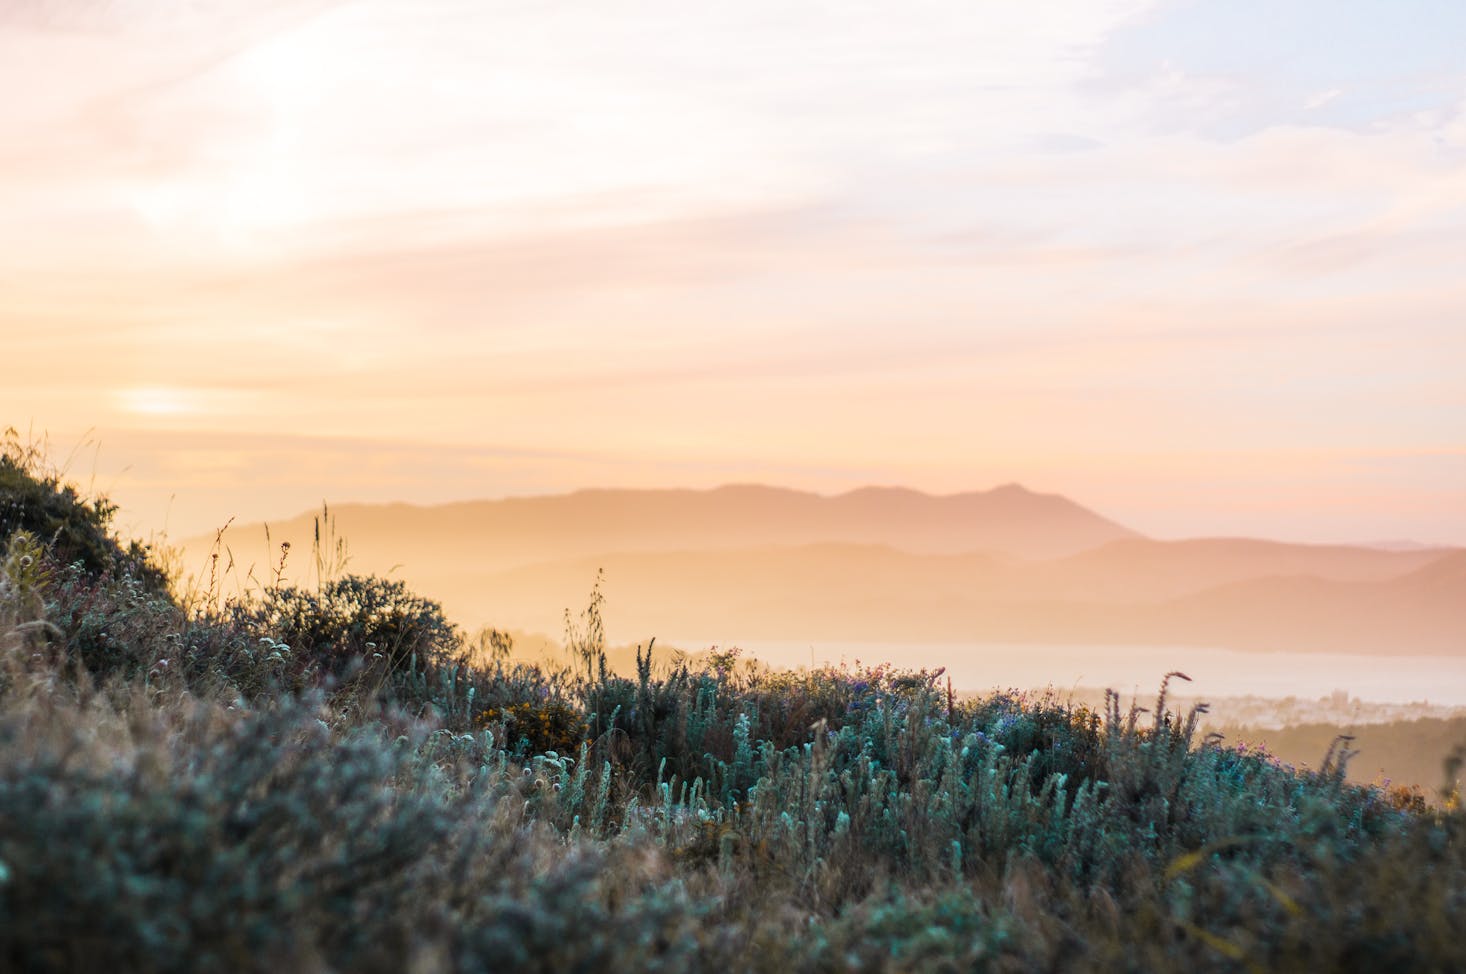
[184,482,1466,695]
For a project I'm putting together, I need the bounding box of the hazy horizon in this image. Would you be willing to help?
[156,483,1464,685]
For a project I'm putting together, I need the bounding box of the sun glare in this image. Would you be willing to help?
[117,386,196,417]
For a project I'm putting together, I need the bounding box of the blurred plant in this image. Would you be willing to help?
[44,558,181,681]
[476,699,587,758]
[311,502,350,591]
[563,568,606,683]
[0,531,60,657]
[245,574,460,680]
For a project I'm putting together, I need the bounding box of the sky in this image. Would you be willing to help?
[3,0,1464,545]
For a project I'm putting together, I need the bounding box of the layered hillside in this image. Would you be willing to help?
[184,485,1464,655]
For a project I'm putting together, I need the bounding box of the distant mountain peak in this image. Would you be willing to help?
[837,484,927,499]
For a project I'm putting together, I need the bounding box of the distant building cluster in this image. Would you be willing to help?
[1041,687,1466,731]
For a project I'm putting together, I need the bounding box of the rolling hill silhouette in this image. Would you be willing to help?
[184,484,1463,656]
[193,483,1136,569]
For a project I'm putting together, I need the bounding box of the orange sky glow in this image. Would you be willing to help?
[3,0,1464,545]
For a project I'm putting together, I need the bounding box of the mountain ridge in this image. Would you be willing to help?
[189,481,1141,570]
[178,483,1463,657]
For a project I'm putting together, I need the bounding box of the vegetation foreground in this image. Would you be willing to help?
[1,435,1463,972]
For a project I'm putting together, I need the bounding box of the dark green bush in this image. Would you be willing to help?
[43,559,181,681]
[0,431,167,594]
[245,574,460,680]
[0,691,713,974]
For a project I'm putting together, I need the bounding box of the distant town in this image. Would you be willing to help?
[1024,687,1466,731]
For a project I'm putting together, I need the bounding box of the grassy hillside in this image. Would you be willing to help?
[3,442,1464,972]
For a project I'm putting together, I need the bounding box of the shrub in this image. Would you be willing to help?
[245,574,460,680]
[0,429,167,594]
[43,559,181,681]
[476,699,588,758]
